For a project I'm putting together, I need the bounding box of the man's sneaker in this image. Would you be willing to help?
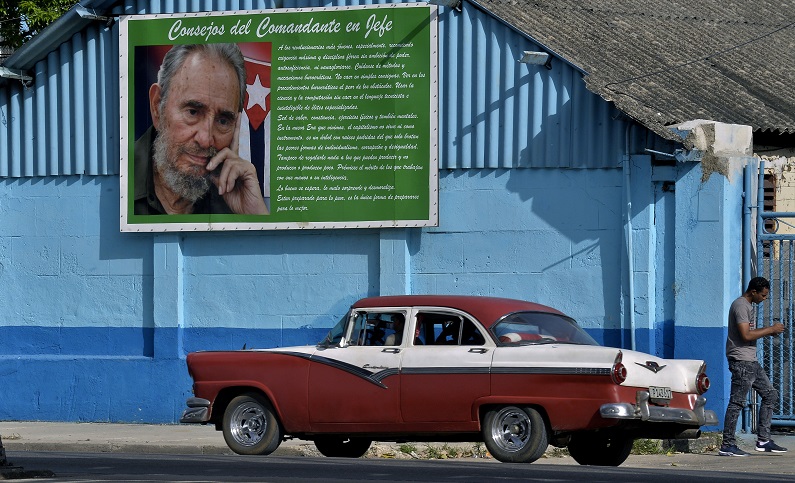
[756,440,788,453]
[719,444,750,456]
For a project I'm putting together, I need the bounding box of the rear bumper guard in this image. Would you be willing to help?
[600,392,718,426]
[179,397,211,424]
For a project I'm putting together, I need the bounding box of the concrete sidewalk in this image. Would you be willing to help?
[2,422,258,456]
[3,421,795,473]
[0,422,489,458]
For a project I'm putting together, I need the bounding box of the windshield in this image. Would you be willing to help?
[319,313,350,347]
[492,311,599,346]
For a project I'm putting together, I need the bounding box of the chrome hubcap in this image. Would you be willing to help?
[230,402,267,447]
[491,407,530,452]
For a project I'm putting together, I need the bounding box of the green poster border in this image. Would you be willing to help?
[119,4,438,232]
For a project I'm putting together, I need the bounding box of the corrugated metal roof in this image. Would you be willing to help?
[470,0,795,140]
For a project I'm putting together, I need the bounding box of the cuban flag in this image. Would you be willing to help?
[238,42,272,212]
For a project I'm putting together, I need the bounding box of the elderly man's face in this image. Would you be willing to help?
[150,51,240,201]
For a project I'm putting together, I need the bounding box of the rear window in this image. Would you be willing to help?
[492,311,598,346]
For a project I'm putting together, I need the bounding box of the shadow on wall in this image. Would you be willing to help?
[503,167,626,348]
[98,172,383,353]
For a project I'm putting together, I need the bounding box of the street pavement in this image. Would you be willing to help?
[2,421,795,476]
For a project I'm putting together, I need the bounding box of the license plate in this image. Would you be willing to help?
[649,386,672,401]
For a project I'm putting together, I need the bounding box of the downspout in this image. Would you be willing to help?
[739,161,752,432]
[624,124,636,351]
[746,159,767,433]
[756,160,766,280]
[742,162,753,290]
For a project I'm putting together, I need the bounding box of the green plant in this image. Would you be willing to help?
[632,438,665,455]
[0,0,76,52]
[398,443,417,455]
[441,443,459,458]
[545,447,570,458]
[472,442,487,458]
[425,444,443,459]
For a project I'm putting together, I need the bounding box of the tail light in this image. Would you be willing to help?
[696,363,710,394]
[611,351,627,385]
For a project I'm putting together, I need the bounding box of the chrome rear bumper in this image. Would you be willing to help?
[179,397,211,424]
[600,392,718,426]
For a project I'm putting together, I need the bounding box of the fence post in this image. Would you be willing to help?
[0,435,8,466]
[0,436,8,466]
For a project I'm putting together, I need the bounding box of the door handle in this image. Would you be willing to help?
[468,348,489,353]
[382,348,401,353]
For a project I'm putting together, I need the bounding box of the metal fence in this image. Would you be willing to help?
[756,162,795,428]
[757,242,795,426]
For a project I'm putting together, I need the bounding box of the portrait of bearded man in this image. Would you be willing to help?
[133,43,269,216]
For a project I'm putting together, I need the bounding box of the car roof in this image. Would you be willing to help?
[351,295,566,329]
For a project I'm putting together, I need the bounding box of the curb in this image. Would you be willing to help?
[1,441,316,457]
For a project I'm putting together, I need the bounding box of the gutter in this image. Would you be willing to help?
[0,0,120,86]
[0,66,32,83]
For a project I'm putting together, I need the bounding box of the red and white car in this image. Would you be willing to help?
[181,295,717,465]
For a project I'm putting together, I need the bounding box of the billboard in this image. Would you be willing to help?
[119,4,438,232]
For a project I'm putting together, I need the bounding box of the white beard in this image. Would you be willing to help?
[152,125,214,203]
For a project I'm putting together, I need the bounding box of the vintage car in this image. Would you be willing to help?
[180,295,717,465]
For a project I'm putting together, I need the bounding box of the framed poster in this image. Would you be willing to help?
[119,4,438,231]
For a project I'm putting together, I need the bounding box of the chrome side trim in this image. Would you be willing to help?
[401,367,491,375]
[491,366,611,376]
[275,351,392,389]
[600,392,719,426]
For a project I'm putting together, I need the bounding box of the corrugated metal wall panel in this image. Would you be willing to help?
[0,23,121,178]
[73,29,88,174]
[0,88,7,177]
[0,0,628,179]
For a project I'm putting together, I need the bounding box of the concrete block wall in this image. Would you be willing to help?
[0,136,745,425]
[0,166,636,422]
[415,168,625,338]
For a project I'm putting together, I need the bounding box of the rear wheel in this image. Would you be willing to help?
[567,431,633,466]
[222,393,283,455]
[314,436,372,458]
[482,406,548,463]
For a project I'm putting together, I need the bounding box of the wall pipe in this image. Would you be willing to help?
[742,162,752,291]
[624,123,636,351]
[745,159,768,434]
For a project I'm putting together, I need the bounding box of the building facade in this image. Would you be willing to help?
[0,0,747,425]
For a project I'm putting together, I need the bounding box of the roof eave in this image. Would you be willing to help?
[0,0,120,87]
[464,0,588,76]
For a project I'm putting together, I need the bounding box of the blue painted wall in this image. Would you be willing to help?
[0,0,745,427]
[0,159,741,424]
[4,170,625,422]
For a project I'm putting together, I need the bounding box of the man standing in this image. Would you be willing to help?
[719,277,787,456]
[134,43,268,215]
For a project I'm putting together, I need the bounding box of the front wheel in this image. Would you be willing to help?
[567,432,633,466]
[482,406,548,463]
[222,393,283,455]
[314,436,372,458]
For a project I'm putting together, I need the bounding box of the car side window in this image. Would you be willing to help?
[416,312,486,346]
[461,319,486,345]
[435,319,461,345]
[349,312,405,346]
